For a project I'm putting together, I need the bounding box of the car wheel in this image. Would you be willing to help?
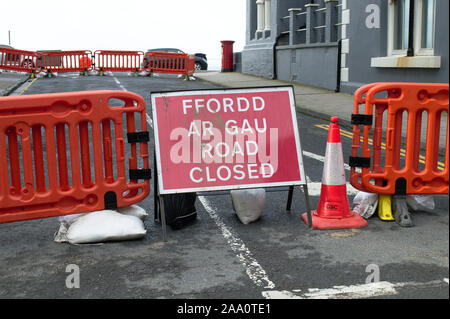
[194,62,202,71]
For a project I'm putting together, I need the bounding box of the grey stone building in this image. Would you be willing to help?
[241,0,449,94]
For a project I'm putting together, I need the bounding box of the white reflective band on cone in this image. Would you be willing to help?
[322,142,347,185]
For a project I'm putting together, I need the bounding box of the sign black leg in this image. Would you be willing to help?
[158,195,168,242]
[286,186,294,212]
[302,184,313,229]
[154,151,159,222]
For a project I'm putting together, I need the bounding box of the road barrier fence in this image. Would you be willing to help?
[350,82,449,195]
[0,90,150,223]
[143,51,195,78]
[94,50,144,76]
[0,47,195,77]
[0,47,39,75]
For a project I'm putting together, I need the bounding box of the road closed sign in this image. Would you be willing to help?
[151,86,306,194]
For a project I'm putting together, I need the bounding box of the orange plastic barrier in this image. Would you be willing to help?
[144,51,195,77]
[0,47,39,74]
[350,82,449,195]
[39,50,93,74]
[0,90,150,223]
[94,50,144,74]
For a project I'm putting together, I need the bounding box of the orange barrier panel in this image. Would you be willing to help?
[39,50,93,74]
[94,50,144,74]
[350,82,449,195]
[0,47,39,74]
[0,90,150,223]
[144,51,195,77]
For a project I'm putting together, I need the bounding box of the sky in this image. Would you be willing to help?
[0,0,246,70]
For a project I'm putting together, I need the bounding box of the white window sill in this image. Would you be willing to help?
[371,55,441,68]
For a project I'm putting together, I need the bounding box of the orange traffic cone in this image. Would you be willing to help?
[301,117,368,230]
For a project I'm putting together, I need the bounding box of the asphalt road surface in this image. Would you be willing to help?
[0,72,448,301]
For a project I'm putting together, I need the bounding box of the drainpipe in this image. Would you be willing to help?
[272,33,284,80]
[407,0,415,56]
[335,39,342,92]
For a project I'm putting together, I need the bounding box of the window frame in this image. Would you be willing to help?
[387,0,436,57]
[414,0,435,56]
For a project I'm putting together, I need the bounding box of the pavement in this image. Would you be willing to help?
[195,71,355,129]
[0,71,30,96]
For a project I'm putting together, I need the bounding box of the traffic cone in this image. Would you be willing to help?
[301,117,368,229]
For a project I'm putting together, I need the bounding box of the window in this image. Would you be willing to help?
[416,0,435,54]
[388,0,436,56]
[392,0,410,52]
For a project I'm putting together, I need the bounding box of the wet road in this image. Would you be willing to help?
[0,72,448,301]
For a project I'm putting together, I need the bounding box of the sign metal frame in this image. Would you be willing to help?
[150,86,313,240]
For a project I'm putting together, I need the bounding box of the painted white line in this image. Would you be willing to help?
[303,150,351,171]
[198,196,276,289]
[112,74,153,129]
[146,113,154,129]
[263,278,449,299]
[263,281,397,299]
[306,181,359,197]
[112,75,126,91]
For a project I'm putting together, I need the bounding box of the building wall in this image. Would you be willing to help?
[243,0,275,78]
[276,44,338,90]
[242,0,449,93]
[341,0,449,94]
[242,0,308,79]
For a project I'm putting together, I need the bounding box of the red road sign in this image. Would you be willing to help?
[151,86,306,194]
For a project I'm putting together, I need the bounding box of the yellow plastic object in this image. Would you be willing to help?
[378,194,394,221]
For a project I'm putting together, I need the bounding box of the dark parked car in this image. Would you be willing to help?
[36,50,63,69]
[143,48,207,71]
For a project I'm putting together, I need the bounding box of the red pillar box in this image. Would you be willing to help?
[221,40,235,72]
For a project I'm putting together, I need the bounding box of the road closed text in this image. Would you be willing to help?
[152,88,306,193]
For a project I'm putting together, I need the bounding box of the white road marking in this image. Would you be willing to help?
[262,279,449,299]
[146,113,153,129]
[112,75,127,91]
[112,74,153,129]
[198,196,276,289]
[303,150,351,171]
[306,181,359,197]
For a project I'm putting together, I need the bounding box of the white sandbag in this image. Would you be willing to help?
[87,70,98,76]
[66,210,146,244]
[231,188,265,225]
[117,205,148,221]
[406,195,435,212]
[352,191,379,219]
[54,213,87,242]
[54,223,69,243]
[58,213,86,228]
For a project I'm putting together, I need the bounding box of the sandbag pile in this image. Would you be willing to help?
[54,205,147,245]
